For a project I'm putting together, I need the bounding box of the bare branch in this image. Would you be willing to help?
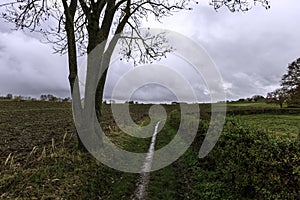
[210,0,270,12]
[119,23,173,65]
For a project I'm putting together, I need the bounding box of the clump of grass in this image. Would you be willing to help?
[0,127,143,199]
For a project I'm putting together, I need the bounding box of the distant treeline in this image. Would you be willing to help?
[229,95,266,103]
[0,93,71,102]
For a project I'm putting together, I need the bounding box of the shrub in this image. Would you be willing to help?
[199,120,300,199]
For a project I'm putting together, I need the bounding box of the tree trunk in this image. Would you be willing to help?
[63,0,87,152]
[85,5,115,131]
[95,68,108,120]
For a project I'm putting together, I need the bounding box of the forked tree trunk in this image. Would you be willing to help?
[65,0,126,151]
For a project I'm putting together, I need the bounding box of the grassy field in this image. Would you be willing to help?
[0,100,299,199]
[228,114,300,138]
[226,102,281,108]
[225,102,300,138]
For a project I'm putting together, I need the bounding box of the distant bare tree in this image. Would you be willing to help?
[40,94,48,101]
[6,93,13,100]
[266,88,287,108]
[252,95,265,102]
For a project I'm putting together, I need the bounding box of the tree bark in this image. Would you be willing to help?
[86,3,115,120]
[63,0,87,151]
[66,0,128,151]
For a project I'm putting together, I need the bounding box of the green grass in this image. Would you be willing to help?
[147,164,179,200]
[226,102,281,108]
[0,104,178,199]
[0,132,142,199]
[1,101,300,199]
[0,140,136,199]
[147,125,179,199]
[228,114,300,138]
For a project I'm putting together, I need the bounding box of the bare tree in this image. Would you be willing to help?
[266,88,287,108]
[281,58,300,106]
[0,0,270,150]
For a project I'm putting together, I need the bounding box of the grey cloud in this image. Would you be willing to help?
[131,84,178,103]
[0,31,70,98]
[187,0,300,100]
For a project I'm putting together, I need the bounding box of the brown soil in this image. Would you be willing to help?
[0,101,179,165]
[0,101,76,164]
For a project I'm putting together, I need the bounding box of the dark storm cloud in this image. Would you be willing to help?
[0,31,70,98]
[144,0,300,100]
[197,0,300,99]
[102,55,212,103]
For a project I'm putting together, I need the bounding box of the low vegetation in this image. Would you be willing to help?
[228,114,300,138]
[0,101,299,199]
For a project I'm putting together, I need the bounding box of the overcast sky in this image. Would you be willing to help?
[0,0,300,102]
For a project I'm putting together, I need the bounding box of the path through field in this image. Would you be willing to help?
[132,121,160,200]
